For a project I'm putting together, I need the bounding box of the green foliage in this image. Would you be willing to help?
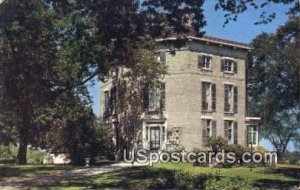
[214,0,298,26]
[26,148,46,164]
[149,168,257,190]
[205,176,256,190]
[192,147,208,167]
[207,136,228,153]
[248,16,300,161]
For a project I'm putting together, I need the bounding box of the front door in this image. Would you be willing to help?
[150,127,160,150]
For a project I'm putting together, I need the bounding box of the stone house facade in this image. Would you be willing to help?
[100,36,260,152]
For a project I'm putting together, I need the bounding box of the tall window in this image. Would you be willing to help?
[202,119,216,145]
[224,120,238,144]
[221,59,237,73]
[110,87,117,114]
[198,56,212,69]
[156,52,166,64]
[202,82,216,111]
[104,91,109,115]
[247,125,258,146]
[224,84,238,113]
[148,83,166,111]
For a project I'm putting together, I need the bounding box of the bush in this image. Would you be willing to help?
[224,144,250,167]
[207,136,227,153]
[192,147,208,167]
[27,148,46,164]
[205,176,255,190]
[148,168,256,190]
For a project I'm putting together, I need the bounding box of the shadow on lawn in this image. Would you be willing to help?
[253,166,300,189]
[0,165,79,178]
[34,167,152,190]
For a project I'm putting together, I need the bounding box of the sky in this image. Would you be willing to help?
[88,1,294,151]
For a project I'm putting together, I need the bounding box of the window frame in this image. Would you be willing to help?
[224,84,234,113]
[247,125,259,146]
[224,59,234,73]
[201,56,212,70]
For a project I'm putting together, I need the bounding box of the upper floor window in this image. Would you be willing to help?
[198,55,212,70]
[201,82,216,112]
[247,125,258,146]
[146,83,166,111]
[156,52,166,64]
[221,59,237,74]
[224,120,238,144]
[202,119,216,145]
[224,84,238,113]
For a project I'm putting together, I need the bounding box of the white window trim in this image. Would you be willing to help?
[247,124,259,147]
[224,59,234,73]
[201,56,212,70]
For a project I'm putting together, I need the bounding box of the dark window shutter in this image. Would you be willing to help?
[202,120,208,146]
[224,121,228,140]
[224,85,229,112]
[160,52,166,64]
[234,61,238,73]
[201,82,207,110]
[212,120,217,137]
[234,86,238,113]
[198,55,203,68]
[246,128,249,146]
[160,83,166,111]
[143,84,149,110]
[221,59,225,72]
[234,122,238,144]
[212,83,216,112]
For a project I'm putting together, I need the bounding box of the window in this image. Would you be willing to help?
[160,83,166,111]
[104,91,109,115]
[224,121,238,144]
[202,82,216,111]
[198,56,212,69]
[224,84,238,113]
[110,87,117,114]
[156,52,166,64]
[247,125,258,146]
[202,119,216,145]
[221,59,237,73]
[148,83,166,111]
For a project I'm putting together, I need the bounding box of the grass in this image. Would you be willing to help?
[0,164,82,178]
[0,163,299,189]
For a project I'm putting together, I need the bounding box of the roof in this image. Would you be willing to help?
[156,35,251,50]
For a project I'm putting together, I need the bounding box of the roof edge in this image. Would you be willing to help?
[156,35,251,50]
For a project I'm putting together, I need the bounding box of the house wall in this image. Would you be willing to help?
[100,39,251,151]
[161,41,248,150]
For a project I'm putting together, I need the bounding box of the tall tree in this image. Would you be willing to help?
[0,0,60,164]
[0,0,207,164]
[248,16,300,161]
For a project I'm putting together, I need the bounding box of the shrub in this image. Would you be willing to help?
[27,148,46,164]
[192,147,208,167]
[205,176,256,190]
[207,136,227,153]
[224,144,250,167]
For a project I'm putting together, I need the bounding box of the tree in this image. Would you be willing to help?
[0,0,207,164]
[214,0,299,25]
[0,0,60,164]
[248,16,300,161]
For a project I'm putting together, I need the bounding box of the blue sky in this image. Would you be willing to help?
[88,2,293,151]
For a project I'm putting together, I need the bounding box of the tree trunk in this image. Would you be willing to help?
[17,139,28,165]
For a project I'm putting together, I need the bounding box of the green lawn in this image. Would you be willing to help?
[0,163,299,189]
